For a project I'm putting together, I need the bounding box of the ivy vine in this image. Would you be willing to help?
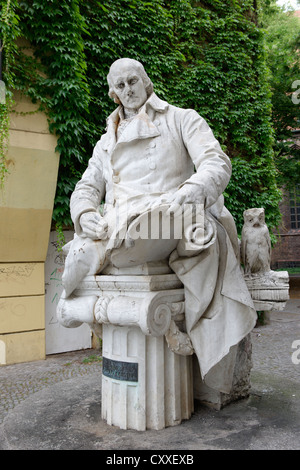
[0,0,282,237]
[0,0,20,189]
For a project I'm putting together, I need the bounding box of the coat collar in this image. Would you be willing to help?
[101,93,168,153]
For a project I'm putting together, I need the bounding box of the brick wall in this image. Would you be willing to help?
[271,189,300,269]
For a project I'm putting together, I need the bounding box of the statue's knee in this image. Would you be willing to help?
[57,293,98,328]
[66,236,105,271]
[56,296,83,328]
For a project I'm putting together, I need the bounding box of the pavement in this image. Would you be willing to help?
[0,296,300,451]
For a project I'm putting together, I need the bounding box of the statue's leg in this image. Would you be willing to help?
[57,236,108,330]
[62,235,108,298]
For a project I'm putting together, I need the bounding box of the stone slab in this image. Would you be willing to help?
[0,330,45,365]
[0,364,299,450]
[0,142,59,262]
[0,262,44,297]
[0,295,45,334]
[75,274,183,294]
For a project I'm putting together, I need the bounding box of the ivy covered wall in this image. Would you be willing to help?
[1,0,282,235]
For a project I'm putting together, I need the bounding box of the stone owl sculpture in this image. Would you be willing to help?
[241,208,271,277]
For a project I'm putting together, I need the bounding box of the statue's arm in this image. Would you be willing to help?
[180,109,232,209]
[70,141,106,237]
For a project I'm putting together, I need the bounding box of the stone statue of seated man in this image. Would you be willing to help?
[57,58,257,394]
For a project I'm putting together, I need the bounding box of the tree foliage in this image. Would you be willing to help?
[0,0,282,235]
[259,0,300,190]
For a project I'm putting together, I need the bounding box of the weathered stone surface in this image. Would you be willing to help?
[245,270,289,311]
[241,208,289,312]
[57,58,258,430]
[193,335,253,410]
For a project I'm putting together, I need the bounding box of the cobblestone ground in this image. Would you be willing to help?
[0,350,103,425]
[0,304,299,426]
[251,309,300,385]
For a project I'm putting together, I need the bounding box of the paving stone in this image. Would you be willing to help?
[0,300,299,450]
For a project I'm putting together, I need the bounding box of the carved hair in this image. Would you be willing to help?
[107,58,154,104]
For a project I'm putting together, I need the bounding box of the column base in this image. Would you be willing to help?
[102,324,194,431]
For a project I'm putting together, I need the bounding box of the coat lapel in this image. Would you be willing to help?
[100,93,168,154]
[116,111,160,145]
[100,107,119,154]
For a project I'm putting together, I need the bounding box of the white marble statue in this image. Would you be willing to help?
[58,58,257,392]
[241,208,271,276]
[241,208,289,313]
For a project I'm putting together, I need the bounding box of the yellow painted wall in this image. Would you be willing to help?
[0,295,45,334]
[0,330,45,365]
[0,92,59,262]
[0,262,44,298]
[0,92,59,365]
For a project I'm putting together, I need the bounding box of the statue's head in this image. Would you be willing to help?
[243,208,265,228]
[107,58,153,110]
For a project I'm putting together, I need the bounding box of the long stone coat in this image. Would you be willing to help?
[64,92,257,392]
[71,93,231,233]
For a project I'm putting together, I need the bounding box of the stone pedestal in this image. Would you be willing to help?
[66,262,269,430]
[74,268,194,430]
[245,270,289,311]
[102,324,193,430]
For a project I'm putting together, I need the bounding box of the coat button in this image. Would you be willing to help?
[112,175,120,183]
[149,162,156,170]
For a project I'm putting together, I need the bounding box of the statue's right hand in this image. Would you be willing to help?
[79,212,108,240]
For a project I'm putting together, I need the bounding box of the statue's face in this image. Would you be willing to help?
[110,61,148,111]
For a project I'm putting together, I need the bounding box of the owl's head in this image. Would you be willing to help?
[243,208,265,227]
